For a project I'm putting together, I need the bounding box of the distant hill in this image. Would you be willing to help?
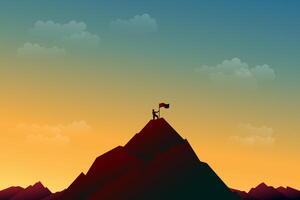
[232,183,300,200]
[0,186,23,200]
[0,182,51,200]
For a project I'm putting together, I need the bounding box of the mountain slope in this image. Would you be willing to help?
[248,183,289,200]
[10,182,51,200]
[60,146,143,200]
[277,186,300,200]
[124,118,185,161]
[61,118,240,200]
[41,191,64,200]
[0,186,23,200]
[234,183,300,200]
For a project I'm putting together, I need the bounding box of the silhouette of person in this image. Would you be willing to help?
[152,109,159,120]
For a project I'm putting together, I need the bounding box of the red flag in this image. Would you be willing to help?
[159,103,170,109]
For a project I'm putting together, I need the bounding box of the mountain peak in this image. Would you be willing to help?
[10,182,51,200]
[32,182,45,188]
[249,182,287,200]
[136,118,180,136]
[124,118,185,161]
[256,182,268,189]
[277,186,285,190]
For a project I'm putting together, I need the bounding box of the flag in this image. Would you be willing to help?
[159,103,170,109]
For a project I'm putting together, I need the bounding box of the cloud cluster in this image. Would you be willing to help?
[18,20,100,57]
[230,123,275,145]
[30,20,100,46]
[110,14,158,34]
[16,120,91,145]
[196,58,275,89]
[17,42,66,57]
[18,14,158,57]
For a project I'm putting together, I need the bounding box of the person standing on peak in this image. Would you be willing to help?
[152,109,159,120]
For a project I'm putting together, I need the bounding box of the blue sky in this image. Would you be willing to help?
[0,0,300,191]
[1,1,300,77]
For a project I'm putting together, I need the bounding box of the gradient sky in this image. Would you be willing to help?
[0,0,300,192]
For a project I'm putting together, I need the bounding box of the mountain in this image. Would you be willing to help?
[249,183,288,200]
[231,189,260,200]
[0,186,23,200]
[60,146,143,200]
[233,183,300,200]
[10,182,51,200]
[124,118,185,161]
[277,186,300,200]
[0,182,51,200]
[59,118,240,200]
[41,191,64,200]
[1,118,300,200]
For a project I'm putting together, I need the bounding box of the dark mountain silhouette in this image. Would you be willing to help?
[41,191,64,200]
[59,118,240,200]
[0,186,23,200]
[2,118,299,200]
[249,183,290,200]
[277,186,300,200]
[231,188,260,200]
[11,182,51,200]
[0,182,52,200]
[124,118,185,161]
[60,146,143,200]
[233,183,300,200]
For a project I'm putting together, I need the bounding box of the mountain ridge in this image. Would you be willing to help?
[0,182,51,200]
[59,118,240,200]
[232,183,300,200]
[1,118,299,200]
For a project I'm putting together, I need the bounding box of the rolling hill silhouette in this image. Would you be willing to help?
[0,182,51,200]
[277,186,300,200]
[232,183,300,200]
[0,186,23,200]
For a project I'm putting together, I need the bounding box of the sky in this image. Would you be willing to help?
[0,0,300,192]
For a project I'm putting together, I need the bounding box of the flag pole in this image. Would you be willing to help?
[159,106,160,118]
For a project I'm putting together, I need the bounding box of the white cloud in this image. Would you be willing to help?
[196,58,276,89]
[16,121,91,145]
[230,123,275,145]
[17,42,66,57]
[109,14,158,34]
[18,20,100,57]
[251,64,276,81]
[32,20,87,37]
[30,20,100,46]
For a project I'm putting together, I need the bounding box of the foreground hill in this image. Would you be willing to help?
[60,118,240,200]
